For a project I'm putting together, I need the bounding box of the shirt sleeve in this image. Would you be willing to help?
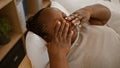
[96,1,120,35]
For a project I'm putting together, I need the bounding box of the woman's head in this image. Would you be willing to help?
[26,7,77,43]
[26,8,47,38]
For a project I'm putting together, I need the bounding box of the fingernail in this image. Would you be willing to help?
[79,25,82,28]
[72,20,76,23]
[71,31,74,35]
[65,17,68,19]
[58,21,61,24]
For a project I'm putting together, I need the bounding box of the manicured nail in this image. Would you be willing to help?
[72,20,76,23]
[71,30,74,35]
[65,17,68,19]
[79,25,82,28]
[58,21,61,24]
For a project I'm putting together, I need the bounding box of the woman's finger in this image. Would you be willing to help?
[54,21,61,36]
[67,30,73,43]
[58,21,66,37]
[65,14,83,23]
[62,23,69,39]
[69,15,75,20]
[73,13,79,17]
[71,15,83,23]
[65,14,76,21]
[71,17,79,23]
[81,17,89,23]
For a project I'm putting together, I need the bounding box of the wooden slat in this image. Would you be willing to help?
[42,0,51,8]
[0,0,12,9]
[18,56,32,68]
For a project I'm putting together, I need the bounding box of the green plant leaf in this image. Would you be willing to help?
[0,18,11,36]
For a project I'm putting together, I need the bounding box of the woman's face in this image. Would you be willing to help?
[38,8,77,43]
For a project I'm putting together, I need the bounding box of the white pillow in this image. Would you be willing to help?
[26,31,49,68]
[51,1,70,16]
[52,0,101,13]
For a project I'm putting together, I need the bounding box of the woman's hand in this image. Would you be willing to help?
[46,21,73,68]
[47,21,73,57]
[65,8,91,25]
[65,4,111,25]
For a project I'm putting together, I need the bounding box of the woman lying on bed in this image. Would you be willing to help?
[26,4,120,68]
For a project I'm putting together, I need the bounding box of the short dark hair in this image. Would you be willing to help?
[26,8,47,38]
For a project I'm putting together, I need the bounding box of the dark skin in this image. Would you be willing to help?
[38,8,77,43]
[38,8,76,68]
[65,4,111,25]
[47,21,73,68]
[37,4,111,68]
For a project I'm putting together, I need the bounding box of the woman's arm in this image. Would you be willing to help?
[48,53,69,68]
[65,4,111,25]
[87,4,111,25]
[47,21,73,68]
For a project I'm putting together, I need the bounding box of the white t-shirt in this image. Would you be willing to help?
[52,0,120,35]
[98,0,120,35]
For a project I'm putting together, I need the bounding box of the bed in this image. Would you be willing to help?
[26,0,120,68]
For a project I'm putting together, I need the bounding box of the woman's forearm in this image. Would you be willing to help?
[49,54,69,68]
[83,4,111,25]
[65,4,111,25]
